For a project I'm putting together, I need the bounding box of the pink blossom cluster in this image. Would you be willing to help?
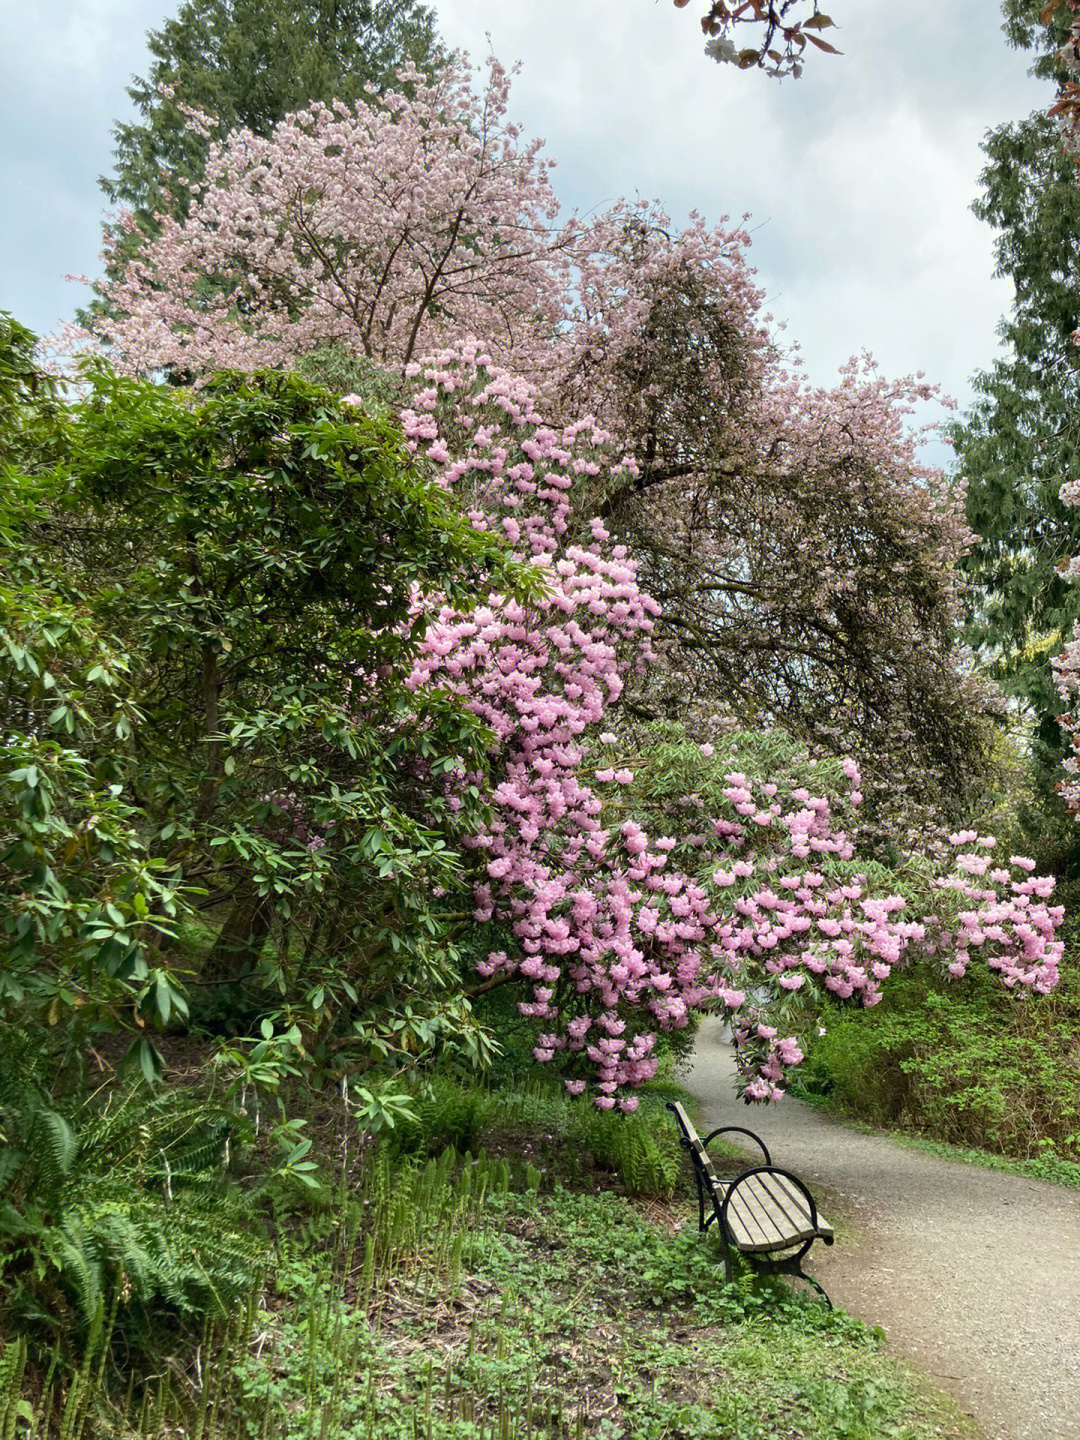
[399,346,1065,1105]
[1047,6,1080,164]
[1053,408,1080,802]
[930,834,1062,993]
[1055,449,1080,802]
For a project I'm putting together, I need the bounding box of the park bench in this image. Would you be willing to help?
[667,1100,834,1304]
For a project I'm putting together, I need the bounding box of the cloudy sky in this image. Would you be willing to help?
[0,0,1054,435]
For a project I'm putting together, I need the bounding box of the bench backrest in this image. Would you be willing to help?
[668,1100,723,1190]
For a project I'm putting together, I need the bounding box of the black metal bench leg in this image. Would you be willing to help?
[743,1250,833,1308]
[775,1257,832,1308]
[797,1269,832,1309]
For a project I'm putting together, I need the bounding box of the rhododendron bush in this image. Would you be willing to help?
[1,357,556,1097]
[395,346,1063,1105]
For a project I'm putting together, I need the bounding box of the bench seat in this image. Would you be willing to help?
[724,1170,834,1252]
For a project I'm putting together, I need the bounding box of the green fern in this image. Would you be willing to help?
[0,1077,268,1357]
[29,1108,77,1198]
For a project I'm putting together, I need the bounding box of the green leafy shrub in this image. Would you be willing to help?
[2,342,538,1089]
[797,963,1080,1160]
[388,1075,497,1157]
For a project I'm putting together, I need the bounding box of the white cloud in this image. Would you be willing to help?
[433,0,1049,424]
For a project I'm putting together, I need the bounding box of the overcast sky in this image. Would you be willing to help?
[0,1,1054,437]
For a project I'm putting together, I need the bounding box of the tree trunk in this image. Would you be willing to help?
[205,884,273,979]
[194,644,222,825]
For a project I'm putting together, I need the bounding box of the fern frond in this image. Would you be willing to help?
[30,1110,76,1199]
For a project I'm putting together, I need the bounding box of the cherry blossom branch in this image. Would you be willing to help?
[675,0,841,78]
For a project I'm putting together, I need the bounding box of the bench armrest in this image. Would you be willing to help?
[701,1125,771,1166]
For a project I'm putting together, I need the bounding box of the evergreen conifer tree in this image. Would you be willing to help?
[953,0,1080,866]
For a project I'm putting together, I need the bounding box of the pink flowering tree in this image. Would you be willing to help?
[1052,467,1080,809]
[74,55,576,382]
[560,229,997,833]
[1045,2,1080,802]
[74,62,998,828]
[74,60,772,415]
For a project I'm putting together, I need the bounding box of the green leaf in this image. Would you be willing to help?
[155,971,172,1025]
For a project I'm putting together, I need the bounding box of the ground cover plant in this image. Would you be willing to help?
[0,1067,978,1440]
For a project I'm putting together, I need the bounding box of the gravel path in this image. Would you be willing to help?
[686,1019,1080,1440]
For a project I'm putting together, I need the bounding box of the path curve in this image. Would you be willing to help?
[686,1019,1080,1440]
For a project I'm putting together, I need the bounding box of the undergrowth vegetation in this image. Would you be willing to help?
[0,1029,267,1368]
[0,1063,975,1440]
[388,1074,686,1197]
[794,957,1080,1168]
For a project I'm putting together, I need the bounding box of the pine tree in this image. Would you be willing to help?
[952,2,1080,866]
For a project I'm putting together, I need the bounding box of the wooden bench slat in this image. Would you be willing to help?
[765,1172,814,1224]
[728,1179,810,1251]
[760,1175,835,1244]
[739,1175,810,1242]
[730,1179,784,1240]
[729,1177,818,1252]
[670,1102,695,1134]
[692,1140,721,1184]
[751,1174,817,1234]
[728,1203,777,1249]
[725,1191,776,1251]
[726,1205,779,1251]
